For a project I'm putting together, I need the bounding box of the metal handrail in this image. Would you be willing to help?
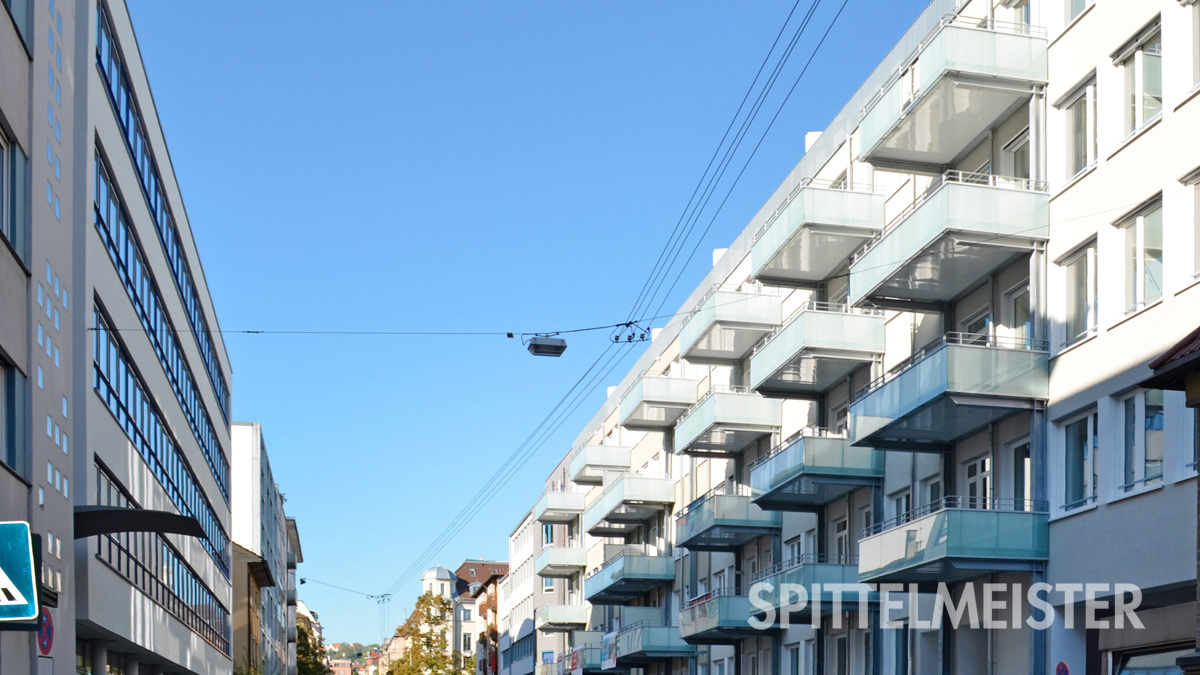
[859,14,1047,117]
[676,482,759,517]
[584,543,660,579]
[748,427,848,470]
[862,495,1049,538]
[752,553,859,582]
[684,585,743,608]
[751,177,883,243]
[675,384,759,427]
[853,331,1049,402]
[751,301,885,358]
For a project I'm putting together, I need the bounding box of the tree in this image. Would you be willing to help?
[298,625,332,675]
[388,592,473,675]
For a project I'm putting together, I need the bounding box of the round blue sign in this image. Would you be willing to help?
[1055,662,1068,675]
[38,607,53,655]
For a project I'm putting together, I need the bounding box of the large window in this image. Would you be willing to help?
[1064,411,1098,509]
[1,137,29,263]
[1067,0,1090,22]
[1121,390,1164,491]
[1063,81,1096,178]
[1063,242,1097,345]
[1,364,28,478]
[1120,200,1163,312]
[1120,28,1163,136]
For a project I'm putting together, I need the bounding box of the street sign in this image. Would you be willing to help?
[37,607,53,654]
[0,522,40,622]
[1056,662,1069,675]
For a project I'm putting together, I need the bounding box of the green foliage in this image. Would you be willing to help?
[387,592,474,675]
[299,625,332,675]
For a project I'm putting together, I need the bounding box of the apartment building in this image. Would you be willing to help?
[513,0,1200,674]
[470,565,509,675]
[231,422,304,675]
[0,2,235,675]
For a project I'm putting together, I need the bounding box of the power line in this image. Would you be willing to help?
[629,0,826,325]
[644,0,852,324]
[623,0,811,324]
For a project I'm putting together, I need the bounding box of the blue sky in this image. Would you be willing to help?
[126,0,931,643]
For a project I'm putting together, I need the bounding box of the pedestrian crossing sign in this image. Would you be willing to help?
[0,522,39,622]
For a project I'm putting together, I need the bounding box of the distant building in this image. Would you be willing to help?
[469,566,508,675]
[331,659,353,675]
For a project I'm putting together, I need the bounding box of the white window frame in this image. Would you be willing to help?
[892,490,912,524]
[1060,241,1098,348]
[1118,389,1164,493]
[1062,409,1098,511]
[1117,198,1164,313]
[1066,0,1092,23]
[1003,128,1031,181]
[833,518,849,562]
[1060,79,1097,180]
[1117,25,1163,137]
[1001,280,1032,346]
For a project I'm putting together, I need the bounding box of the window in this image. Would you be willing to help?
[543,577,554,593]
[1193,408,1199,470]
[895,623,910,674]
[834,636,848,675]
[1004,129,1030,180]
[1067,0,1089,22]
[1120,200,1163,312]
[463,634,472,651]
[2,365,28,478]
[788,646,800,675]
[1064,412,1098,509]
[1063,81,1097,177]
[463,609,471,621]
[542,523,553,547]
[964,456,991,507]
[1012,441,1032,506]
[1121,390,1164,491]
[1012,0,1031,29]
[833,519,849,561]
[1,136,29,262]
[1063,243,1097,345]
[1114,644,1193,674]
[892,491,912,524]
[1120,28,1163,136]
[922,478,942,506]
[469,567,476,576]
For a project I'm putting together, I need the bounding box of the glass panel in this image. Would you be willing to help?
[1013,141,1030,180]
[1068,97,1087,175]
[1124,397,1137,488]
[1143,206,1163,303]
[1065,417,1087,506]
[1143,33,1163,122]
[1069,0,1087,20]
[1065,254,1087,342]
[1125,55,1138,133]
[1144,390,1164,483]
[1115,646,1189,674]
[1125,223,1138,311]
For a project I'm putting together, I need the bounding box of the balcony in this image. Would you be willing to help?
[584,545,675,604]
[535,490,586,524]
[848,172,1048,308]
[287,587,297,605]
[750,181,885,286]
[536,545,586,578]
[619,377,699,430]
[675,486,781,551]
[610,620,696,666]
[850,334,1048,450]
[679,288,783,363]
[749,302,885,398]
[566,644,609,674]
[287,551,297,569]
[679,590,778,644]
[749,430,884,511]
[857,497,1049,584]
[749,555,874,622]
[535,604,588,633]
[569,444,631,485]
[859,18,1047,169]
[583,473,675,536]
[674,387,780,456]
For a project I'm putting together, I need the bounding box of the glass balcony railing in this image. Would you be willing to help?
[584,546,676,605]
[674,387,781,456]
[679,287,783,363]
[535,490,586,524]
[678,589,776,643]
[535,604,588,633]
[675,485,781,551]
[849,172,1048,307]
[536,545,586,578]
[850,333,1047,450]
[859,17,1048,167]
[749,429,884,511]
[749,302,885,397]
[565,644,605,673]
[569,444,631,485]
[750,180,885,286]
[749,555,873,619]
[619,376,699,430]
[611,621,696,665]
[583,473,675,536]
[857,496,1049,583]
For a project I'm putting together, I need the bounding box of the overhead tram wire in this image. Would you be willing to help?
[380,341,639,600]
[635,0,825,324]
[622,0,810,325]
[379,340,625,598]
[380,342,637,598]
[644,0,852,324]
[626,0,824,325]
